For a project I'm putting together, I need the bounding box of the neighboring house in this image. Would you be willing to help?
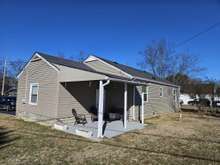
[16,52,180,138]
[180,93,220,105]
[179,94,196,105]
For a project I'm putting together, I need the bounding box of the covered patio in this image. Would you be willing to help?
[57,71,147,139]
[95,79,146,138]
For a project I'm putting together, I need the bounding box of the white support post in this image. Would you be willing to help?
[97,81,104,138]
[141,92,144,124]
[124,83,127,129]
[132,85,136,120]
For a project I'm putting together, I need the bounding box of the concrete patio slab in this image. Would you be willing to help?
[57,120,144,140]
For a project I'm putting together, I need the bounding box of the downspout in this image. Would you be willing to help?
[103,80,110,87]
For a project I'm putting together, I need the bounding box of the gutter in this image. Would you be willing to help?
[133,76,179,88]
[106,77,147,85]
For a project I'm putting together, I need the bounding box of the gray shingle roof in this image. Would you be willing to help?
[36,52,176,86]
[38,52,95,73]
[97,56,155,79]
[93,55,175,85]
[37,52,132,81]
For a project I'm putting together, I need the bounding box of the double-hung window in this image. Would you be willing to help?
[29,83,39,105]
[142,86,149,102]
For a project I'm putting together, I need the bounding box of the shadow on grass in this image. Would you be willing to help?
[15,129,220,163]
[0,126,19,149]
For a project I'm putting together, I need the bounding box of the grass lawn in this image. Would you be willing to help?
[0,112,220,165]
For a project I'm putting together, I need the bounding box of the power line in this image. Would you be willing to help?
[175,21,220,48]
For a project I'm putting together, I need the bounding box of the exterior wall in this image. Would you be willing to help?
[105,82,133,113]
[57,81,133,122]
[57,81,98,122]
[56,64,106,82]
[85,60,129,78]
[133,84,179,120]
[16,58,59,121]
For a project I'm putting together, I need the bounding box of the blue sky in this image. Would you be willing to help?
[0,0,220,79]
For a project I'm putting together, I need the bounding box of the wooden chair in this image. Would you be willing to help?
[72,109,87,125]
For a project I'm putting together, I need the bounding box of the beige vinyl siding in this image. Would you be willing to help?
[133,84,178,119]
[85,60,129,78]
[57,81,98,121]
[105,82,133,113]
[56,64,106,82]
[16,59,59,120]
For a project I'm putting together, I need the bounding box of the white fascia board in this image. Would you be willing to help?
[17,52,59,79]
[133,76,179,88]
[107,77,147,85]
[84,55,133,79]
[36,53,60,72]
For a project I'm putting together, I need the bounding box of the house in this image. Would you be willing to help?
[16,52,180,138]
[179,94,196,105]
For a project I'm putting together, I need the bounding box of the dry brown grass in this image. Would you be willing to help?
[0,112,220,165]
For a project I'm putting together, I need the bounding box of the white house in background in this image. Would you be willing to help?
[180,93,220,105]
[179,94,196,105]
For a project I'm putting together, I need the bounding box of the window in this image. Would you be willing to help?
[173,88,177,102]
[173,88,176,95]
[142,86,149,102]
[29,83,39,105]
[159,87,163,97]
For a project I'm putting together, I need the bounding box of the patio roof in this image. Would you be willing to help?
[37,52,147,85]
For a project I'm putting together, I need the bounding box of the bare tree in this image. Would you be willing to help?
[140,39,204,80]
[216,86,220,97]
[177,53,204,75]
[139,40,175,78]
[9,59,25,77]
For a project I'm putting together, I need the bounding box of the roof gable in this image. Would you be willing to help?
[85,55,156,80]
[17,52,59,78]
[84,56,133,78]
[84,55,177,87]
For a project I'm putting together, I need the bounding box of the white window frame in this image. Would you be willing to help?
[143,86,149,102]
[29,83,39,105]
[160,87,163,97]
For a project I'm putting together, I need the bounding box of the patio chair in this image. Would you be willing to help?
[72,109,87,125]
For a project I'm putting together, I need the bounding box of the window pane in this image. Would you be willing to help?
[32,86,38,95]
[31,95,37,103]
[30,84,39,104]
[144,93,147,102]
[160,87,163,96]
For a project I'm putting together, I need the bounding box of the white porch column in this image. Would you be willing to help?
[132,85,136,120]
[97,81,104,138]
[141,92,144,124]
[124,83,127,129]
